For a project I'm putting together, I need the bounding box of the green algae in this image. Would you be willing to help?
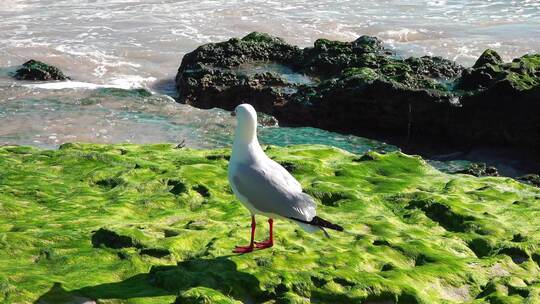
[459,51,540,92]
[13,59,68,81]
[0,144,539,303]
[241,32,286,45]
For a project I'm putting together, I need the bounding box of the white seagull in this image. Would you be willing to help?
[228,103,343,253]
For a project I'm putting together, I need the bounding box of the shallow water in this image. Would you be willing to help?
[0,87,397,154]
[232,62,318,85]
[0,0,538,174]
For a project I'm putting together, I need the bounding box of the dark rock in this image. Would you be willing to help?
[257,112,279,127]
[13,59,68,81]
[352,36,386,54]
[455,163,499,177]
[176,32,540,150]
[473,49,504,68]
[517,174,540,187]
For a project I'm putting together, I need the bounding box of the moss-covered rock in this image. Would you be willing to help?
[1,143,540,303]
[458,51,540,91]
[176,32,540,150]
[13,59,68,81]
[455,163,500,177]
[473,49,504,68]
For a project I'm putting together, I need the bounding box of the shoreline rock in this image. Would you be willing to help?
[176,32,540,151]
[13,59,68,81]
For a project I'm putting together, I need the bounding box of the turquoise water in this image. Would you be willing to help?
[232,62,318,86]
[0,87,474,174]
[0,88,394,154]
[260,127,396,154]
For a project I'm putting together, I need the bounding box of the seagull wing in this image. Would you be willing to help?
[231,160,316,221]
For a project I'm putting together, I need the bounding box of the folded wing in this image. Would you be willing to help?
[232,161,316,221]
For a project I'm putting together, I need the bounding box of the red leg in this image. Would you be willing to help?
[255,218,274,249]
[233,215,255,253]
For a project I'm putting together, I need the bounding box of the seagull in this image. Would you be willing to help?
[228,103,343,253]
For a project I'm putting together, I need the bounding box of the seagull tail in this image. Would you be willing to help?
[290,216,344,233]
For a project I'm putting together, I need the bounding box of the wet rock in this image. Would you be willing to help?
[473,49,504,68]
[352,35,386,54]
[176,32,540,151]
[455,163,499,177]
[517,174,540,187]
[257,112,279,127]
[13,59,68,81]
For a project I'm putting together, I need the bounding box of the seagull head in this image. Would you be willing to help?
[233,103,258,142]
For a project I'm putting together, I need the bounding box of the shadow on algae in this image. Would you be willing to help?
[35,256,265,303]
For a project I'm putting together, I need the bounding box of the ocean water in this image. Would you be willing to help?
[0,0,538,161]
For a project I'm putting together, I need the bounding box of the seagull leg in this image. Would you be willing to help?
[233,215,255,253]
[255,218,274,249]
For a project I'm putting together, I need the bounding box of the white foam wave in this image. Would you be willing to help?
[378,28,432,42]
[23,75,157,91]
[25,81,105,90]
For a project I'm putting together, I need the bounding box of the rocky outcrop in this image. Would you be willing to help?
[455,163,499,177]
[13,59,68,81]
[176,32,540,150]
[518,174,540,187]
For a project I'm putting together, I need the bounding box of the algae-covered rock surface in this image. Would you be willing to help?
[13,59,68,81]
[176,32,540,150]
[1,143,540,303]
